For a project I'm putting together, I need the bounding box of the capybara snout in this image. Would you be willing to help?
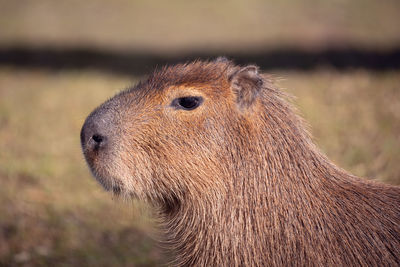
[80,96,131,192]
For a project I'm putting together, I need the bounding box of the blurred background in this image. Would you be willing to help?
[0,0,399,266]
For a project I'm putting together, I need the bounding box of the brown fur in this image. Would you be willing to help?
[81,59,400,266]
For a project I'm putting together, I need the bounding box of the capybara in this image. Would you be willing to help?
[81,58,400,266]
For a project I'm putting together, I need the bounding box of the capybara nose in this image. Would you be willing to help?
[92,134,106,146]
[80,116,108,152]
[89,133,107,149]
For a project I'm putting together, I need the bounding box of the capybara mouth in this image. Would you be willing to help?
[89,168,125,195]
[102,178,124,193]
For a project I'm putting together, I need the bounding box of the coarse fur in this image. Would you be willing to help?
[81,59,400,266]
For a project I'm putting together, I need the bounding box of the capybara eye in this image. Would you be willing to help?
[172,96,203,111]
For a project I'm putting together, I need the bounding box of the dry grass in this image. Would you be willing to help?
[0,67,399,265]
[1,0,399,51]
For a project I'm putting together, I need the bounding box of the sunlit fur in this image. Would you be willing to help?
[82,59,400,266]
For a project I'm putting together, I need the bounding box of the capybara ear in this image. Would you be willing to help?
[229,65,263,109]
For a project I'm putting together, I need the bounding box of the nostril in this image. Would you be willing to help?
[92,134,104,144]
[90,134,107,149]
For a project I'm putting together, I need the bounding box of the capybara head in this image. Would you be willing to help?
[81,58,287,207]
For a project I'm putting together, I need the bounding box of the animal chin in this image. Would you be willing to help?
[101,179,126,197]
[90,169,122,193]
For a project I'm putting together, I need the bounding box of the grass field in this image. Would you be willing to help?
[1,0,400,51]
[0,67,399,266]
